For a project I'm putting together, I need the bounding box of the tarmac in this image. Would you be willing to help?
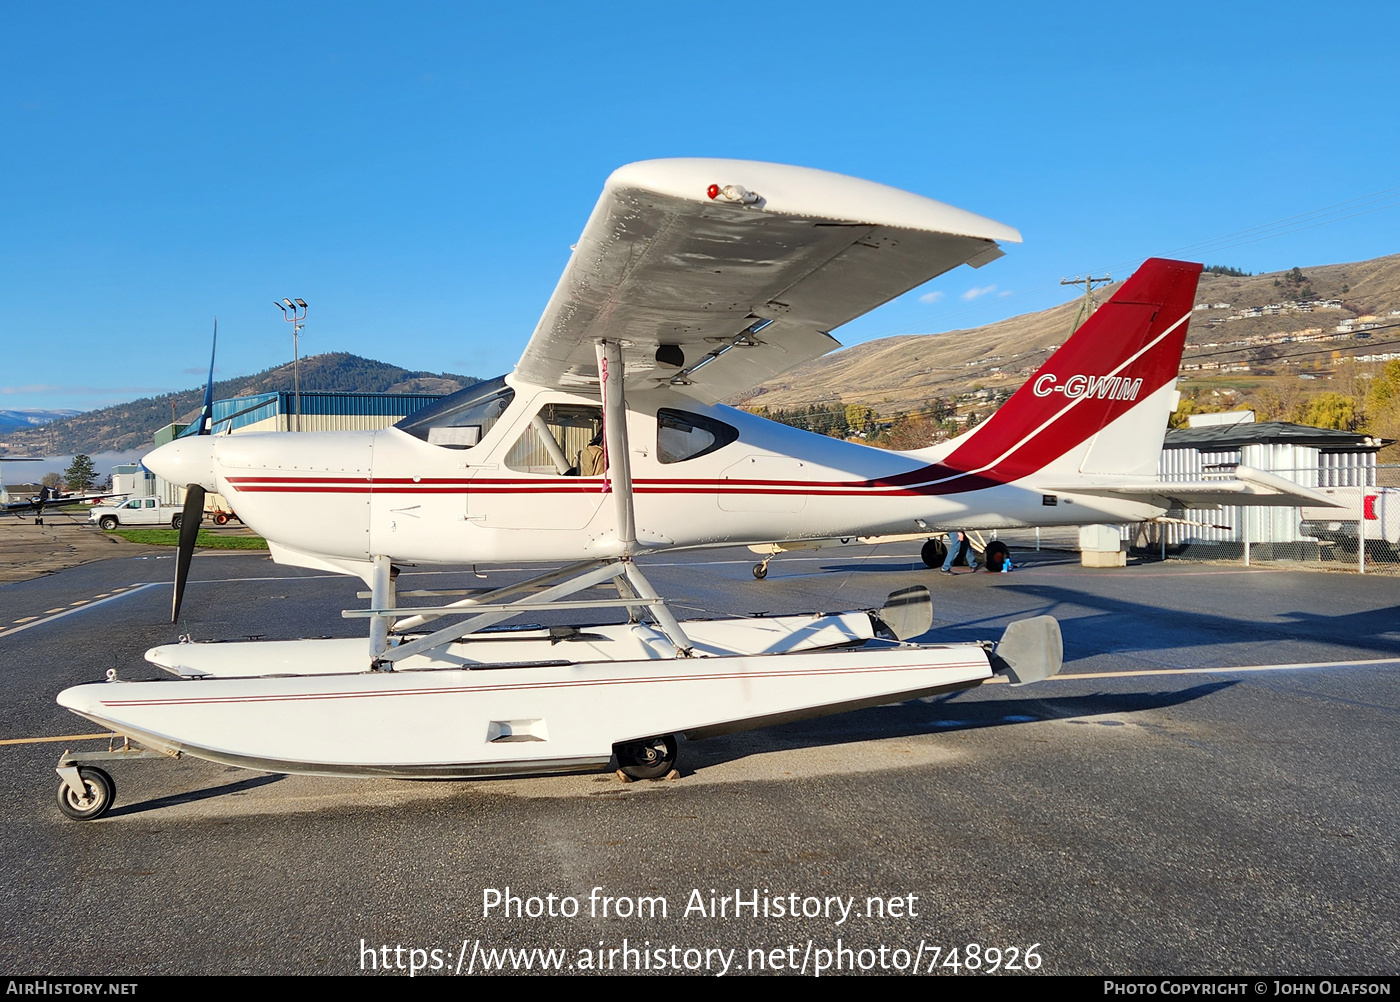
[0,518,145,583]
[0,535,1396,976]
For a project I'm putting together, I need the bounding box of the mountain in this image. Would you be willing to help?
[0,409,82,433]
[737,253,1400,416]
[0,354,479,455]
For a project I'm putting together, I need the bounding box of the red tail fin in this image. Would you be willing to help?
[938,257,1202,482]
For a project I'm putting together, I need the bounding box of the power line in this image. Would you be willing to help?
[856,182,1400,345]
[1059,274,1113,336]
[1180,322,1400,367]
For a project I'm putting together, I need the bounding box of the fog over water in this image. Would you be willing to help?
[0,451,147,483]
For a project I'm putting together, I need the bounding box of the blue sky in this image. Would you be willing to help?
[3,2,1398,412]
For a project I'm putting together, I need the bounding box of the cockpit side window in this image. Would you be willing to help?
[657,409,739,464]
[395,375,515,449]
[506,403,603,475]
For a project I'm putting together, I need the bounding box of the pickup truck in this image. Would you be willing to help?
[90,497,187,530]
[1300,486,1400,548]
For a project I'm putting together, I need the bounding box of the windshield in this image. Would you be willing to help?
[395,375,515,449]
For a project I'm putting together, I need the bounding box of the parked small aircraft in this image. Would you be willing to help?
[2,483,126,523]
[52,159,1338,818]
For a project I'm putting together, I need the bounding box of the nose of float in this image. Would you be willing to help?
[144,436,219,493]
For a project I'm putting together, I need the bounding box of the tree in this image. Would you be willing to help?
[41,472,64,489]
[1366,359,1400,412]
[844,404,876,438]
[65,454,96,493]
[924,397,951,422]
[1301,393,1359,431]
[880,415,944,450]
[1252,383,1305,423]
[1169,396,1198,429]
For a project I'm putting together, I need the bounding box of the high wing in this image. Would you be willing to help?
[2,488,126,514]
[1040,466,1346,509]
[515,158,1021,403]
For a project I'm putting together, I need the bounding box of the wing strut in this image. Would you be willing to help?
[367,555,395,662]
[361,557,699,666]
[596,339,636,549]
[596,338,691,653]
[357,343,692,665]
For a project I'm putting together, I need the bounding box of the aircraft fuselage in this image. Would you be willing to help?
[147,375,1164,570]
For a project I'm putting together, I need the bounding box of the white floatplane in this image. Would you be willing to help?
[53,159,1338,819]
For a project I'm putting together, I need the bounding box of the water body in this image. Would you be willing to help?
[0,450,148,484]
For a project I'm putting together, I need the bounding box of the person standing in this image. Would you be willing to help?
[940,530,978,574]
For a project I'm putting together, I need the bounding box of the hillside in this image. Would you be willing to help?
[0,354,479,455]
[7,254,1398,457]
[738,253,1400,416]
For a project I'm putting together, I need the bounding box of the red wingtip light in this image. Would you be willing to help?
[706,184,720,200]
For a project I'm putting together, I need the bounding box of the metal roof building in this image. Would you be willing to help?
[212,390,444,434]
[145,390,448,508]
[1155,418,1393,552]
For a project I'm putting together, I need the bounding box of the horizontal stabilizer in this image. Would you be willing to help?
[990,615,1063,686]
[873,585,933,641]
[1039,464,1345,510]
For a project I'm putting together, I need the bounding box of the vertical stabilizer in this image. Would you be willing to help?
[925,258,1202,484]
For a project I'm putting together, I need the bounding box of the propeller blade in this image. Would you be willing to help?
[172,484,206,623]
[178,320,218,439]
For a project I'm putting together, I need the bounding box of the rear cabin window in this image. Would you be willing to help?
[657,409,738,464]
[395,376,515,449]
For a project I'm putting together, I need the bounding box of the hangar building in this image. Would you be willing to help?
[1150,411,1392,557]
[142,390,446,508]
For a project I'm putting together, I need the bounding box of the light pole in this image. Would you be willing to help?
[275,298,308,431]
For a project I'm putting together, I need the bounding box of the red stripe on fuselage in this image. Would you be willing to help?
[220,478,1000,497]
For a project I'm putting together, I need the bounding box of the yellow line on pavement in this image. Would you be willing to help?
[0,733,113,746]
[0,582,161,640]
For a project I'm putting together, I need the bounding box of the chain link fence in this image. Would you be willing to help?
[988,465,1400,573]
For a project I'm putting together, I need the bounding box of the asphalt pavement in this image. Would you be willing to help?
[0,543,1396,976]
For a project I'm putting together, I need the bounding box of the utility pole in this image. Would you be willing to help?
[1060,274,1113,336]
[275,299,308,432]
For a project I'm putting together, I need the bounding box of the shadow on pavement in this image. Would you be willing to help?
[106,773,285,818]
